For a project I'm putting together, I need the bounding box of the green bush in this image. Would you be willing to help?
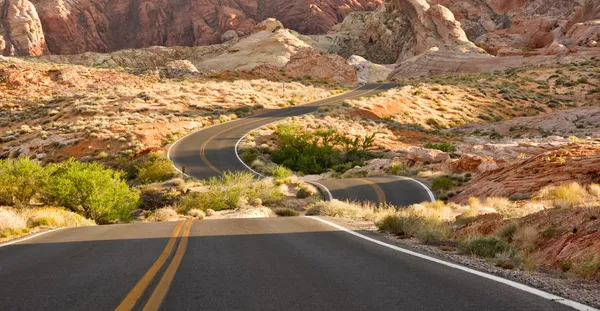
[458,237,512,258]
[136,154,177,184]
[296,187,311,199]
[271,123,375,174]
[0,158,48,206]
[424,142,457,153]
[41,159,139,224]
[431,176,454,191]
[269,165,292,179]
[274,207,299,217]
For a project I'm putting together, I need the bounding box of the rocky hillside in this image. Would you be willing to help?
[0,0,380,56]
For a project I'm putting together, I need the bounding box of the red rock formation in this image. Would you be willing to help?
[5,0,380,56]
[453,145,600,203]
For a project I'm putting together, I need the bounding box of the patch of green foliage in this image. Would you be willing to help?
[424,142,457,153]
[136,153,178,184]
[0,157,48,206]
[271,123,375,174]
[41,159,139,224]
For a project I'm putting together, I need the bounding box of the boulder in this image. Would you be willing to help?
[165,60,199,77]
[285,47,358,84]
[406,146,449,163]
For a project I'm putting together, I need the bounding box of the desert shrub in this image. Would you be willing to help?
[296,186,313,199]
[205,209,216,216]
[274,207,299,217]
[41,159,139,224]
[385,162,405,175]
[187,209,205,219]
[0,207,27,238]
[150,208,179,222]
[376,214,424,236]
[536,182,589,208]
[494,250,523,269]
[496,222,518,242]
[136,154,177,184]
[542,224,557,238]
[458,237,512,258]
[22,207,95,228]
[431,176,454,191]
[513,226,538,252]
[569,254,600,279]
[0,157,48,206]
[271,123,374,174]
[424,142,457,153]
[139,187,180,210]
[305,205,321,216]
[239,148,261,164]
[177,171,284,213]
[269,165,292,179]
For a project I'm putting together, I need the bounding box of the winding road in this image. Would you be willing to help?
[0,85,592,311]
[168,83,434,206]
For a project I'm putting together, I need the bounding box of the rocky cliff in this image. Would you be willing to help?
[2,0,381,56]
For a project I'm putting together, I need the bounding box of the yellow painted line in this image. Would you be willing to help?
[198,86,385,174]
[115,221,184,311]
[356,178,387,206]
[141,219,194,311]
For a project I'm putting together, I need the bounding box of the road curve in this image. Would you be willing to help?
[0,218,578,310]
[168,84,433,207]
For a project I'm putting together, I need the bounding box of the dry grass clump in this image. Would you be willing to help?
[205,209,216,217]
[0,207,27,238]
[21,207,95,227]
[187,209,205,219]
[150,208,179,222]
[536,182,593,208]
[311,200,395,222]
[1,206,95,240]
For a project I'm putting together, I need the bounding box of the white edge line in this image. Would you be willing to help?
[307,216,597,311]
[308,181,333,201]
[232,85,384,179]
[0,227,66,248]
[166,85,369,179]
[389,175,436,202]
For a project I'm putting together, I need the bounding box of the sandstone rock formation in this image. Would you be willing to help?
[0,0,47,56]
[38,18,358,84]
[347,55,393,83]
[429,0,600,55]
[308,4,415,64]
[453,144,600,202]
[3,0,380,56]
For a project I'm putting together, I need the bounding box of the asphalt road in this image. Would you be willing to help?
[169,83,434,207]
[0,218,577,311]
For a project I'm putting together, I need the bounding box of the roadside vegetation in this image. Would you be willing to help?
[306,181,600,281]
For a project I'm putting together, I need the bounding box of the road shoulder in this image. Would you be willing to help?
[313,215,600,310]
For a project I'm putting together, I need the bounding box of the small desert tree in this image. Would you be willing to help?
[41,159,139,224]
[0,157,48,207]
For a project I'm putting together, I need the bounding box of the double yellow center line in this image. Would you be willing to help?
[115,219,194,311]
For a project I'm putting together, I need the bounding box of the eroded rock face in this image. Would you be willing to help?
[6,0,380,56]
[429,0,599,55]
[0,0,48,56]
[284,47,358,84]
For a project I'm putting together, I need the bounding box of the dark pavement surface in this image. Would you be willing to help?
[0,218,575,311]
